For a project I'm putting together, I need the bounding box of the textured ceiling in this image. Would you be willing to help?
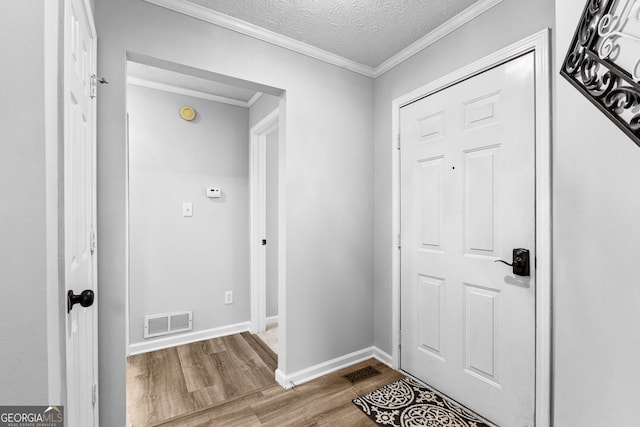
[187,0,480,68]
[127,62,259,102]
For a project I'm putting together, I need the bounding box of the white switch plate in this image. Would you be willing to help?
[224,291,233,305]
[206,187,221,198]
[182,202,193,217]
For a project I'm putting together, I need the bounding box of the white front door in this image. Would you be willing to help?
[400,52,536,427]
[64,0,98,424]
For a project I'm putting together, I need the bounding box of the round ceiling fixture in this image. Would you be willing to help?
[180,106,196,121]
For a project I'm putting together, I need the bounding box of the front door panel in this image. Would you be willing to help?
[400,53,536,427]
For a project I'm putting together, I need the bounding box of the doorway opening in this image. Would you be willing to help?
[250,108,280,354]
[124,54,286,426]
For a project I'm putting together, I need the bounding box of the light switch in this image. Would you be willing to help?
[206,187,221,198]
[182,202,193,217]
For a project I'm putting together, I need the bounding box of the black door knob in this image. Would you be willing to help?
[67,289,95,313]
[494,248,530,276]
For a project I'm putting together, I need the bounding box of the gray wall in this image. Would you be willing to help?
[0,1,50,404]
[9,1,640,424]
[96,0,373,423]
[127,85,250,346]
[554,1,640,424]
[372,0,555,355]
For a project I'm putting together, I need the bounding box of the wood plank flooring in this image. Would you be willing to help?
[127,333,278,426]
[256,324,278,355]
[156,358,402,427]
[127,332,403,426]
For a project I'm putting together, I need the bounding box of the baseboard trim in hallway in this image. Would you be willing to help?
[128,321,251,356]
[276,346,392,389]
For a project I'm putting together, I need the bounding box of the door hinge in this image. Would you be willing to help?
[398,331,402,348]
[92,382,98,406]
[90,230,97,255]
[397,233,401,249]
[397,134,401,150]
[90,74,98,99]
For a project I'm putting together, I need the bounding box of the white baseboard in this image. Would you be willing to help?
[372,347,393,367]
[128,321,251,356]
[275,369,292,389]
[266,315,279,326]
[275,346,393,389]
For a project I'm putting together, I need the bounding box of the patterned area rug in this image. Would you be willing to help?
[353,376,494,427]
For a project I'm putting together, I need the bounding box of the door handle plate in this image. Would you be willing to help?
[495,248,530,276]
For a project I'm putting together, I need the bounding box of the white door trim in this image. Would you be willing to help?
[390,28,551,427]
[250,108,279,334]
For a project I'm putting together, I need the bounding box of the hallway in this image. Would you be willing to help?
[126,333,402,426]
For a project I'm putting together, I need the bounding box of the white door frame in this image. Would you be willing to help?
[391,29,551,427]
[250,108,279,334]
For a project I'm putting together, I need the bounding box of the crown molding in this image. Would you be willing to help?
[373,0,503,76]
[127,76,250,107]
[143,0,376,77]
[247,92,263,107]
[143,0,503,79]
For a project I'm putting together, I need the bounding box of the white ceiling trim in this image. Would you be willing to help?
[247,92,263,107]
[144,0,375,77]
[127,76,249,107]
[143,0,503,79]
[373,0,503,76]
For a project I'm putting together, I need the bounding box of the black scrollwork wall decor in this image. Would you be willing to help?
[561,0,640,148]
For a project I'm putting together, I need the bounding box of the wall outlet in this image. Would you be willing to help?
[224,291,233,305]
[182,202,193,217]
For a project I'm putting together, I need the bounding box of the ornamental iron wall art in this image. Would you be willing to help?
[561,0,640,148]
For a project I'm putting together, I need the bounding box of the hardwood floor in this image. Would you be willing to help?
[127,333,402,426]
[127,332,278,426]
[256,323,278,355]
[156,358,402,426]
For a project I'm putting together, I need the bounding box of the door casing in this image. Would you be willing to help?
[250,108,279,335]
[390,29,552,427]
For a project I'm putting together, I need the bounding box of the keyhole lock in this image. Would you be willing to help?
[495,248,530,276]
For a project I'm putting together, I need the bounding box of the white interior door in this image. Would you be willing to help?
[400,52,536,427]
[64,0,98,424]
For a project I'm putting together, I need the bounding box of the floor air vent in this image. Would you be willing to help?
[343,365,381,383]
[144,311,192,338]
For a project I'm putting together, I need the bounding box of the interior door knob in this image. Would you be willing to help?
[67,289,95,313]
[495,248,530,276]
